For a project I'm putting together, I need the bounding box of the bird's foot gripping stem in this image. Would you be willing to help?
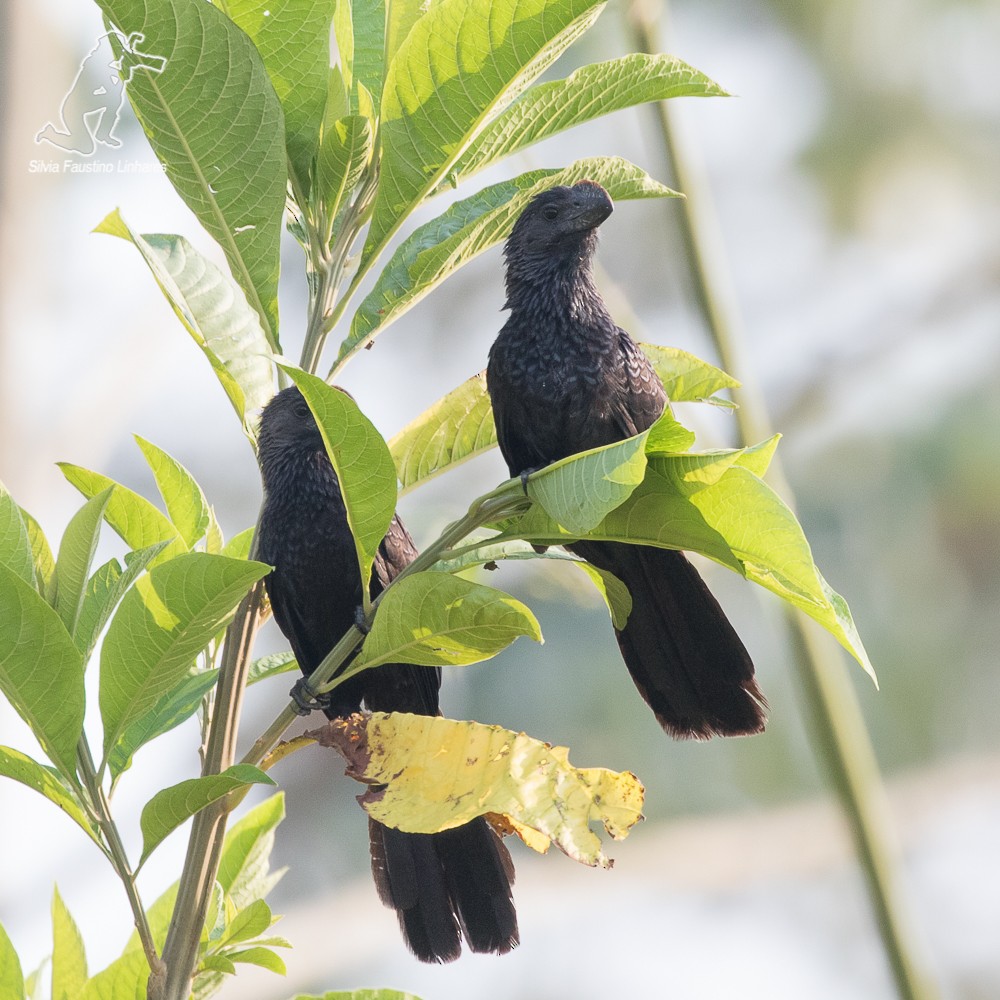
[289,677,332,716]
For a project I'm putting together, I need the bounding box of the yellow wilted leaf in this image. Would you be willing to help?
[311,712,645,868]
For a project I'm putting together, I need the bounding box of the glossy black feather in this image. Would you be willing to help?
[257,387,518,961]
[487,181,767,739]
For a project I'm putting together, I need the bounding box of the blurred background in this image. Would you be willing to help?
[1,0,998,997]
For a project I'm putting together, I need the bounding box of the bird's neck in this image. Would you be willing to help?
[505,261,616,343]
[260,447,342,511]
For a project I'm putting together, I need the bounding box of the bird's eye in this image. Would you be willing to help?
[542,205,559,221]
[293,402,310,419]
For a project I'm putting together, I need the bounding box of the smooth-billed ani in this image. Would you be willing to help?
[256,386,518,962]
[487,181,767,739]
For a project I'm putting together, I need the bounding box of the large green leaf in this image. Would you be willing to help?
[278,368,397,600]
[0,482,35,588]
[223,0,333,190]
[94,0,286,343]
[75,543,170,665]
[0,747,98,845]
[108,669,220,780]
[138,765,274,866]
[346,571,541,675]
[0,567,84,779]
[95,211,274,436]
[54,490,112,638]
[99,553,270,767]
[78,949,148,1000]
[134,437,210,548]
[498,448,874,678]
[639,343,740,406]
[444,53,727,188]
[0,923,25,1000]
[52,886,88,1000]
[59,464,184,567]
[17,507,56,604]
[316,114,373,231]
[389,372,493,494]
[344,157,676,367]
[333,0,385,109]
[364,0,608,262]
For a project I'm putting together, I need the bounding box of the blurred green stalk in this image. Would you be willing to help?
[627,2,938,998]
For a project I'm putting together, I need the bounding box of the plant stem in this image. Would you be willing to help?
[155,581,265,1000]
[626,3,937,998]
[77,741,160,972]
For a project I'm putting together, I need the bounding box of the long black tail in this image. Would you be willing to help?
[572,540,767,739]
[369,816,518,963]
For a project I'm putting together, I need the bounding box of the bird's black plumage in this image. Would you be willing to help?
[256,387,518,962]
[487,181,767,739]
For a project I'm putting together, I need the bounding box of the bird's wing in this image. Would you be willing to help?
[608,331,667,438]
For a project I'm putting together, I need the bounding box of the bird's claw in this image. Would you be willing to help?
[289,677,331,716]
[354,605,371,636]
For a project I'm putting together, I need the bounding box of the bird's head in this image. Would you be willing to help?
[257,386,325,476]
[503,181,613,292]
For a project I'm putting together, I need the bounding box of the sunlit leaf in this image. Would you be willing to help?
[347,572,541,675]
[108,669,219,780]
[16,506,56,604]
[0,923,25,1000]
[445,53,728,188]
[278,368,396,598]
[364,0,608,262]
[52,886,87,1000]
[247,651,298,685]
[134,437,210,548]
[99,553,270,767]
[95,212,274,437]
[217,793,286,909]
[0,567,84,779]
[139,765,274,866]
[0,747,98,845]
[93,0,285,342]
[58,464,184,567]
[316,713,643,867]
[0,482,35,588]
[639,343,740,406]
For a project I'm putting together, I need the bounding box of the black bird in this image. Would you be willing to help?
[487,181,767,739]
[256,386,518,962]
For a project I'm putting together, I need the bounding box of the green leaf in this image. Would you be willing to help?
[335,0,385,111]
[247,651,298,684]
[278,368,397,599]
[217,793,286,908]
[575,562,632,630]
[99,552,270,767]
[216,899,271,947]
[17,507,56,603]
[639,343,741,406]
[0,747,98,845]
[0,922,25,1000]
[52,886,87,1000]
[320,713,642,867]
[75,543,170,665]
[345,157,677,366]
[526,424,653,535]
[317,114,373,227]
[58,464,184,567]
[0,566,84,778]
[386,0,428,63]
[389,372,494,494]
[108,669,220,780]
[94,212,274,437]
[224,0,333,190]
[55,490,113,638]
[78,949,148,1000]
[502,449,874,678]
[224,947,286,974]
[364,0,608,261]
[445,52,728,188]
[133,437,210,548]
[221,527,255,561]
[198,955,235,975]
[0,482,35,588]
[94,0,286,343]
[349,571,541,673]
[139,765,274,866]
